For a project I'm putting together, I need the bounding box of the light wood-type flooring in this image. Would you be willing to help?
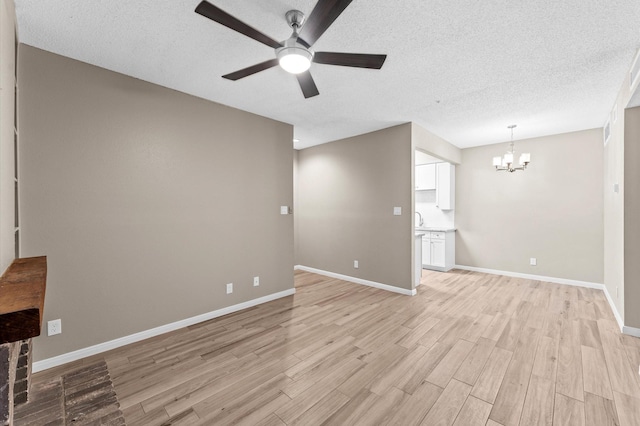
[22,269,640,425]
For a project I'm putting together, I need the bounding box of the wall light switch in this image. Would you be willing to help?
[280,206,290,215]
[530,258,537,266]
[393,207,402,216]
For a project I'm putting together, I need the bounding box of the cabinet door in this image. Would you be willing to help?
[415,165,425,190]
[422,236,430,265]
[431,240,446,267]
[435,163,455,210]
[416,164,436,190]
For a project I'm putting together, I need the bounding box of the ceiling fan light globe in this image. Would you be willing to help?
[277,47,312,74]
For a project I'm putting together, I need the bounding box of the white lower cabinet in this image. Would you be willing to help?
[422,231,455,272]
[422,235,431,265]
[431,239,446,267]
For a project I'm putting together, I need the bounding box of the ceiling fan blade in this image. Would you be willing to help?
[296,71,320,98]
[313,52,387,69]
[195,1,281,49]
[298,0,353,47]
[222,59,279,81]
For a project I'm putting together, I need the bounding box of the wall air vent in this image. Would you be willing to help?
[631,50,640,90]
[604,120,611,146]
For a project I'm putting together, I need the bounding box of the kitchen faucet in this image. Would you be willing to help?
[415,211,424,227]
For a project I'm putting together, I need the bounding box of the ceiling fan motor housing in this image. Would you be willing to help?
[285,10,305,29]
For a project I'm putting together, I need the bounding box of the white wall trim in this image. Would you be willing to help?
[601,284,625,333]
[294,265,416,296]
[33,288,296,373]
[622,326,640,338]
[454,265,633,334]
[455,265,604,289]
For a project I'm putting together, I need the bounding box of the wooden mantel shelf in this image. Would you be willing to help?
[0,257,47,344]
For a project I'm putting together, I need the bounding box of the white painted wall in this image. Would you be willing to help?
[415,190,455,229]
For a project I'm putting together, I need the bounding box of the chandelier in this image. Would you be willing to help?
[492,125,530,172]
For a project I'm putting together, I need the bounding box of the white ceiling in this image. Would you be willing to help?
[14,0,640,149]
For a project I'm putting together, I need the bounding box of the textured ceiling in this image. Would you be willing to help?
[14,0,640,149]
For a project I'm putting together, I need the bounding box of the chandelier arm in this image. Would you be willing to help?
[492,124,530,173]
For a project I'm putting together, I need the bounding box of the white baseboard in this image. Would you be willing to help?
[294,265,416,296]
[601,284,625,333]
[454,265,604,290]
[622,325,640,338]
[33,288,296,373]
[454,264,635,335]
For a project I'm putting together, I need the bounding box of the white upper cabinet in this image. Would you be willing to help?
[415,164,436,190]
[435,162,455,211]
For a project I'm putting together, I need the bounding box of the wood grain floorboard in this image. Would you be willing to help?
[19,269,640,425]
[553,393,585,426]
[584,391,620,426]
[452,395,492,426]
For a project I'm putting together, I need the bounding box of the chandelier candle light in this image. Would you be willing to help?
[492,125,531,172]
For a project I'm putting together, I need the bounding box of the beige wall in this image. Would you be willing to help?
[18,45,294,362]
[296,124,413,290]
[412,123,462,165]
[624,107,640,327]
[0,0,16,274]
[456,129,604,283]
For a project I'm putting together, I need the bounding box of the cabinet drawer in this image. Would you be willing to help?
[430,232,445,240]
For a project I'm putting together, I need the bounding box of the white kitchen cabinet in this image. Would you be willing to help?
[415,234,423,286]
[415,164,436,190]
[422,235,431,265]
[421,230,455,272]
[431,239,446,267]
[435,163,455,210]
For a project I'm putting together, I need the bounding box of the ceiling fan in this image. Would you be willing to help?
[195,0,387,98]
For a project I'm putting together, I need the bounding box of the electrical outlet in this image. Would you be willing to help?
[48,319,62,336]
[530,258,537,266]
[354,260,359,269]
[226,283,233,294]
[253,276,260,287]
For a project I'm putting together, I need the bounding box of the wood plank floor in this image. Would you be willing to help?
[23,269,640,425]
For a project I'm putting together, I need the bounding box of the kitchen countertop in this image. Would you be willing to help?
[416,227,456,232]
